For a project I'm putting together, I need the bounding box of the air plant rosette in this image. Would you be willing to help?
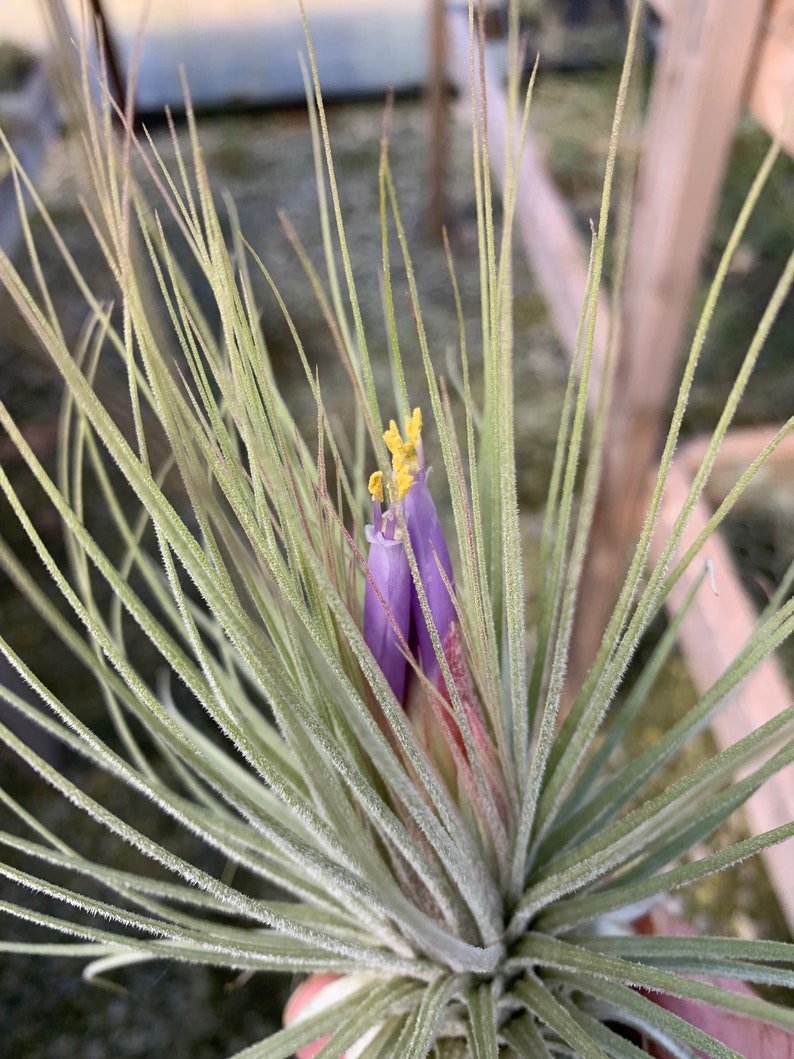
[1,1,794,1056]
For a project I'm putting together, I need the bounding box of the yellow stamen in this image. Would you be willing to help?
[383,421,404,460]
[393,464,414,500]
[371,409,424,505]
[406,407,422,452]
[368,471,384,503]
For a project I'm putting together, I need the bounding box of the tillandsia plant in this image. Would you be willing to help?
[1,0,794,1055]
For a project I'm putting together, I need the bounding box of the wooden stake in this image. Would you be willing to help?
[568,0,768,691]
[87,0,129,121]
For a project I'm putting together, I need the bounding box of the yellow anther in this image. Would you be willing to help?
[394,464,414,500]
[374,409,424,505]
[383,421,404,460]
[406,407,422,453]
[368,471,384,503]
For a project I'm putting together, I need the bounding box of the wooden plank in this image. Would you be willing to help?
[678,426,794,507]
[569,0,768,690]
[747,0,794,154]
[443,8,609,392]
[758,0,794,47]
[650,460,794,933]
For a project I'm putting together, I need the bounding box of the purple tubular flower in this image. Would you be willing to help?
[363,523,412,705]
[361,412,509,823]
[403,469,456,681]
[363,410,457,703]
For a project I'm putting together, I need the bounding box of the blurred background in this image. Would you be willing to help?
[0,0,631,109]
[1,0,430,108]
[0,1,792,1055]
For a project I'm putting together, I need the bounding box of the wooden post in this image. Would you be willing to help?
[568,0,768,691]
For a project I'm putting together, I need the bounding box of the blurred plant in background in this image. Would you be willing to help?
[0,1,793,1056]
